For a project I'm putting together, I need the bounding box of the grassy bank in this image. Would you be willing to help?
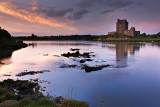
[99,37,160,42]
[0,79,89,107]
[13,33,160,42]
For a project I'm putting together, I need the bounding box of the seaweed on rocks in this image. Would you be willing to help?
[60,64,78,68]
[80,59,93,63]
[16,70,51,77]
[82,64,111,72]
[70,48,80,51]
[62,51,92,58]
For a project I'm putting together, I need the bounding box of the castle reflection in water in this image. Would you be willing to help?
[115,42,140,67]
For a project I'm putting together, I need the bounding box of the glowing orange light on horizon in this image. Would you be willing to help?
[0,1,76,31]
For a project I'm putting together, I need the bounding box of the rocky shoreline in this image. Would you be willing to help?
[0,40,28,50]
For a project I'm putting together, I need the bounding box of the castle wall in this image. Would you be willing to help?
[108,31,116,35]
[124,27,135,37]
[124,27,140,37]
[124,30,133,36]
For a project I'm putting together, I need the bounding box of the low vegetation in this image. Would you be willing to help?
[100,33,160,42]
[13,35,99,41]
[13,32,160,42]
[0,79,89,107]
[62,99,89,107]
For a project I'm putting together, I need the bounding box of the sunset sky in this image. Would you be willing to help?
[0,0,159,36]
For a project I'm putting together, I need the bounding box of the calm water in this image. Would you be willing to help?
[1,41,160,107]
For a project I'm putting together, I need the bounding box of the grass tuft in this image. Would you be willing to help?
[62,99,89,107]
[0,87,15,103]
[27,98,56,107]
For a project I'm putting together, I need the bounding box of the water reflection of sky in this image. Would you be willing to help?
[0,41,160,107]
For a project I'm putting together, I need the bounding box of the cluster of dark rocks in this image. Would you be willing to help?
[60,48,111,72]
[60,64,78,68]
[62,51,92,58]
[81,64,110,72]
[80,59,93,63]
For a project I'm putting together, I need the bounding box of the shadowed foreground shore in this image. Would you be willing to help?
[0,79,89,107]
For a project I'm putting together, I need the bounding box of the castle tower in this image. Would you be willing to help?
[116,19,128,34]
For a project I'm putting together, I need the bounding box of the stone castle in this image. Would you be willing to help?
[108,19,140,37]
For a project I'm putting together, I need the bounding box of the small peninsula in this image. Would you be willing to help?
[0,27,28,49]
